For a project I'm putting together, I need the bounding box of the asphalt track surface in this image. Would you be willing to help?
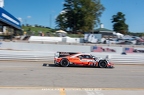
[0,61,144,95]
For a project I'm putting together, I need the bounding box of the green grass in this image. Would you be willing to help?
[22,26,84,38]
[67,33,84,38]
[22,26,53,35]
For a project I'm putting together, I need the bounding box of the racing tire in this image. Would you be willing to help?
[98,60,107,68]
[60,58,70,67]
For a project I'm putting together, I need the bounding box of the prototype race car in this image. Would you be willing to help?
[54,52,114,68]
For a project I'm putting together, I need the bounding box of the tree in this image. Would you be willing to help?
[56,0,105,33]
[56,13,67,30]
[111,12,128,34]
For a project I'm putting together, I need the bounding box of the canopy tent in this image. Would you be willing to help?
[55,30,67,37]
[113,32,124,38]
[56,30,67,34]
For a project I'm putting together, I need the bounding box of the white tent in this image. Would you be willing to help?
[113,32,124,38]
[56,30,67,37]
[56,30,67,34]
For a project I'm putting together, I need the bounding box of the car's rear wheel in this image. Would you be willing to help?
[60,58,69,67]
[98,60,107,68]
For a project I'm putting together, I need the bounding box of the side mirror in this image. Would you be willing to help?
[92,56,97,60]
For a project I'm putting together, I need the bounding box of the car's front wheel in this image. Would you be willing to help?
[98,60,107,68]
[60,58,70,67]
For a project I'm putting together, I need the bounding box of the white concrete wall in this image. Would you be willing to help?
[28,36,62,42]
[1,41,143,53]
[1,41,144,64]
[0,42,91,52]
[28,36,84,43]
[102,46,124,53]
[66,38,81,43]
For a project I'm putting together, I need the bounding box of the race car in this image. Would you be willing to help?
[54,52,114,68]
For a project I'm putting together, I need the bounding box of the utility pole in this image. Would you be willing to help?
[49,14,52,28]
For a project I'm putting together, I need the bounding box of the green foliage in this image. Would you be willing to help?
[22,25,84,38]
[56,0,105,33]
[67,33,84,38]
[22,26,53,36]
[127,32,144,37]
[56,14,67,30]
[111,12,128,34]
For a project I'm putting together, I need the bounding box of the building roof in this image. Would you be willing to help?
[0,7,21,30]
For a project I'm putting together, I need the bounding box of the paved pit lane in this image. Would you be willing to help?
[0,61,144,95]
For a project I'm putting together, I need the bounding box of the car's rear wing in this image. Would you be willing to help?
[54,52,80,58]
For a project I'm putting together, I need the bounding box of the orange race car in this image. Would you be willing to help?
[54,52,114,68]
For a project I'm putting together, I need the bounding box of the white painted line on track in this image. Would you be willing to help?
[87,90,104,95]
[0,87,144,90]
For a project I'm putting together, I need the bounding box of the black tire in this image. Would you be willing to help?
[98,60,107,68]
[60,58,70,67]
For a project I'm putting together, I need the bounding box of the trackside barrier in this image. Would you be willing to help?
[28,36,84,43]
[0,55,53,61]
[0,50,54,61]
[110,54,144,64]
[1,41,144,53]
[0,42,91,52]
[89,53,144,64]
[0,50,144,64]
[0,41,144,64]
